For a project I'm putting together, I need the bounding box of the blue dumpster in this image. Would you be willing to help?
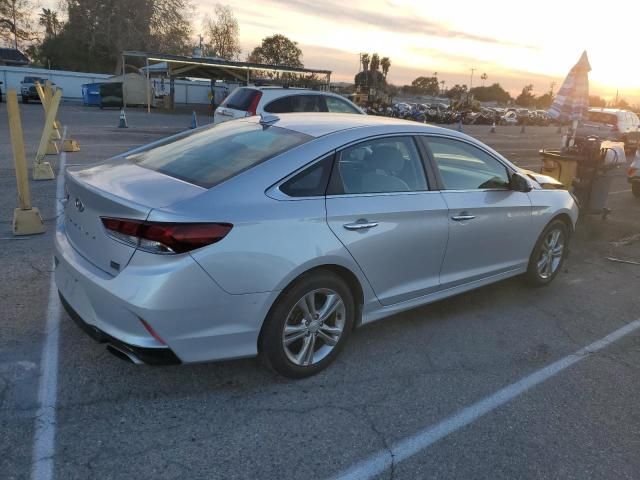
[81,82,103,106]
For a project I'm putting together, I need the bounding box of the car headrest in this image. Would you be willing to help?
[371,146,405,171]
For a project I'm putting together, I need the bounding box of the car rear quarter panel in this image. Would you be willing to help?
[145,134,381,298]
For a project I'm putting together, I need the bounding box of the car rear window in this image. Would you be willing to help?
[126,121,311,188]
[222,88,261,111]
[587,112,617,125]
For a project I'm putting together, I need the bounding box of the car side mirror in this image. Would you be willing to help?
[511,172,532,192]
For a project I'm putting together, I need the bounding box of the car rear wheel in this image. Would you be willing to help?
[259,271,355,378]
[525,220,569,286]
[632,183,640,199]
[22,96,28,104]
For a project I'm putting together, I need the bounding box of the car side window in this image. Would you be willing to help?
[325,96,360,114]
[264,96,291,113]
[264,95,323,113]
[425,137,510,190]
[331,137,428,194]
[280,154,334,197]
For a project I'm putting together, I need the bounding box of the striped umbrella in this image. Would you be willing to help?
[548,51,591,124]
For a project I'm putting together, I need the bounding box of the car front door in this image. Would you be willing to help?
[421,135,537,288]
[325,135,449,306]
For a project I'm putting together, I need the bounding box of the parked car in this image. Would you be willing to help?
[576,108,640,153]
[0,80,3,103]
[20,76,52,103]
[55,114,578,378]
[628,151,640,198]
[213,87,364,124]
[500,111,518,125]
[20,76,57,103]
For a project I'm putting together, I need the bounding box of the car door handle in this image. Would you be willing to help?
[343,221,379,230]
[451,213,476,221]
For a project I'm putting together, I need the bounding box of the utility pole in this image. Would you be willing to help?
[470,68,476,90]
[550,81,556,96]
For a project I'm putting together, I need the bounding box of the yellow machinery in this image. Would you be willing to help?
[539,150,579,189]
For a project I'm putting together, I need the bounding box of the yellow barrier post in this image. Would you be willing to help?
[7,90,46,235]
[40,81,80,153]
[35,82,61,142]
[33,89,62,180]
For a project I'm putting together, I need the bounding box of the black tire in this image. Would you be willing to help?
[22,96,28,104]
[632,183,640,199]
[525,219,569,287]
[259,270,355,378]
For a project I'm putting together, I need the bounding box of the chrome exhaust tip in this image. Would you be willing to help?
[106,344,144,365]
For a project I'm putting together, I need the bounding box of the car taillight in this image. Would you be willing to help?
[101,218,232,254]
[246,91,262,116]
[629,167,638,177]
[611,124,619,132]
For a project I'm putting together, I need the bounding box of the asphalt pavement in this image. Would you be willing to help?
[1,103,639,480]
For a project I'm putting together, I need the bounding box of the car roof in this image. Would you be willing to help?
[253,86,310,91]
[256,112,467,138]
[588,108,626,114]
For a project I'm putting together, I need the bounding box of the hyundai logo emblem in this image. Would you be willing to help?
[74,198,85,212]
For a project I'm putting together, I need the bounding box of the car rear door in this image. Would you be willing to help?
[421,135,537,288]
[325,135,449,306]
[214,88,261,124]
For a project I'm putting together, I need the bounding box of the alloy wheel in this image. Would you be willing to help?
[537,228,565,279]
[282,289,346,367]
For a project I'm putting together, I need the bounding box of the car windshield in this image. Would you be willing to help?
[587,112,617,125]
[126,121,311,188]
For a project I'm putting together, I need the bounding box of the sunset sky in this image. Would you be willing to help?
[194,0,639,103]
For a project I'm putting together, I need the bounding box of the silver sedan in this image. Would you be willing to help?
[55,113,578,377]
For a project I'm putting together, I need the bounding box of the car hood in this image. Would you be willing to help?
[519,168,566,189]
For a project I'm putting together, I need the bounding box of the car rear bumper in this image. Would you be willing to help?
[54,222,277,364]
[59,292,182,365]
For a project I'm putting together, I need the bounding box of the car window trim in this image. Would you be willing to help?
[324,95,360,114]
[266,152,337,201]
[327,134,433,196]
[418,134,515,192]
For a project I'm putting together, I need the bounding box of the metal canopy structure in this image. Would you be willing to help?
[121,50,333,112]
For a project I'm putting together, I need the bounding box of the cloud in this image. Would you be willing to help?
[262,0,537,49]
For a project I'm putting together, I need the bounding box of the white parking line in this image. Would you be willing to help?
[31,127,66,480]
[330,317,640,480]
[609,189,632,195]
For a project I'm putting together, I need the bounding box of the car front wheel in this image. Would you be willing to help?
[525,220,569,286]
[259,271,355,378]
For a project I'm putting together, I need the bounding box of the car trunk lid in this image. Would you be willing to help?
[64,159,205,275]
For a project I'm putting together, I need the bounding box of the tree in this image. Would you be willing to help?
[39,8,61,38]
[370,53,380,72]
[354,69,385,89]
[536,92,554,109]
[248,34,303,67]
[480,72,488,87]
[36,0,193,73]
[469,83,511,104]
[515,84,536,107]
[380,56,391,79]
[446,84,468,99]
[410,76,440,96]
[361,53,370,72]
[0,0,34,49]
[589,95,606,107]
[203,3,240,60]
[612,97,630,109]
